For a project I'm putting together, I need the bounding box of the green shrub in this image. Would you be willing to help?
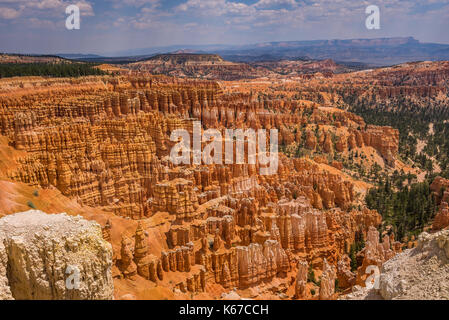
[27,201,36,209]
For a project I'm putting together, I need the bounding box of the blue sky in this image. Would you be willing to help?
[0,0,448,55]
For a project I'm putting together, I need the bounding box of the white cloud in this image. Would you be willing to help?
[0,0,94,18]
[176,0,255,16]
[0,7,21,19]
[131,20,152,29]
[2,0,449,50]
[184,22,198,29]
[26,0,63,10]
[106,0,160,8]
[27,17,57,28]
[253,0,297,8]
[75,1,94,16]
[113,17,125,27]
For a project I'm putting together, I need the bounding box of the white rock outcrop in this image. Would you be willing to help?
[0,210,113,300]
[342,229,449,300]
[378,229,449,300]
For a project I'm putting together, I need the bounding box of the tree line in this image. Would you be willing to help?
[365,178,436,241]
[0,63,106,78]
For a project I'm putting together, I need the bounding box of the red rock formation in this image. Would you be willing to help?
[127,54,267,81]
[119,235,137,279]
[134,222,151,279]
[319,258,336,300]
[336,254,355,289]
[431,176,449,204]
[433,202,449,231]
[294,260,308,299]
[0,74,396,300]
[355,226,396,286]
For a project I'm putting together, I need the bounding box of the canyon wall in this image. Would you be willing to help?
[0,74,401,299]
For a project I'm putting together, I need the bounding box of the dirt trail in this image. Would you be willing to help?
[416,123,440,182]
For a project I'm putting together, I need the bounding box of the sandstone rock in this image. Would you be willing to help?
[433,202,449,231]
[337,254,355,289]
[0,210,113,300]
[294,260,308,299]
[319,258,336,300]
[120,235,137,279]
[134,222,151,279]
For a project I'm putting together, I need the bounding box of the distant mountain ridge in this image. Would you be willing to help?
[215,37,449,65]
[147,53,225,64]
[4,37,449,67]
[0,53,71,64]
[127,53,359,80]
[106,37,449,66]
[127,53,259,80]
[57,53,104,60]
[249,37,419,48]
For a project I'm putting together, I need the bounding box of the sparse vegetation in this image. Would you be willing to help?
[27,200,36,209]
[349,231,365,271]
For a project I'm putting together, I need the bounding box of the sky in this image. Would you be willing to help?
[0,0,449,55]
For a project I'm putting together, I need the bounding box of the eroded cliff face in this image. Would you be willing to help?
[429,176,449,231]
[0,210,113,300]
[0,76,397,220]
[0,74,400,300]
[220,79,400,170]
[127,54,266,81]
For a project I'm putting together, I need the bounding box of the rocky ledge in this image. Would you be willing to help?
[342,229,449,300]
[0,210,113,300]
